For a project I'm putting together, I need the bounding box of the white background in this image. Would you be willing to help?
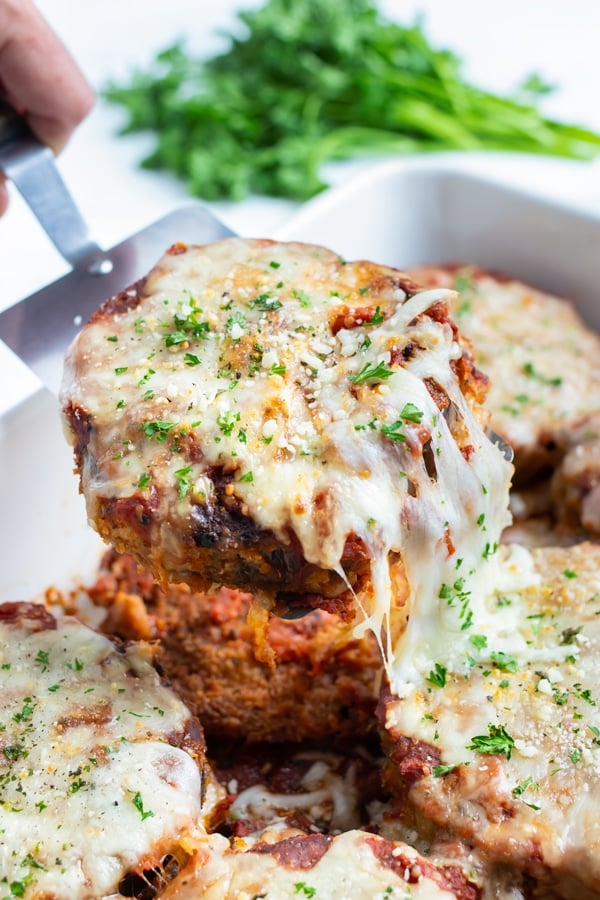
[1,0,600,410]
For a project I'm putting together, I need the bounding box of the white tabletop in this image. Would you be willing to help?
[1,0,599,413]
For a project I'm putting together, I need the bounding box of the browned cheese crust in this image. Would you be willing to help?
[86,549,381,743]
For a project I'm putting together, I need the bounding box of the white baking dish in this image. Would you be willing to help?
[1,160,599,603]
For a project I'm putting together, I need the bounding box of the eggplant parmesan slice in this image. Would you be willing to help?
[408,265,600,489]
[0,602,213,899]
[379,542,600,896]
[61,238,512,680]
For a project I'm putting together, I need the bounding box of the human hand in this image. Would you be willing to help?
[0,0,94,214]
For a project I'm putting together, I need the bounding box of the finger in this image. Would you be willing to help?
[0,0,95,153]
[0,176,8,217]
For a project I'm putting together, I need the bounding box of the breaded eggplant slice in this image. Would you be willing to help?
[0,602,212,898]
[61,238,508,640]
[408,265,600,487]
[87,549,381,744]
[379,542,600,896]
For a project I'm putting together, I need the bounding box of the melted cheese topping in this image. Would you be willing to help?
[0,610,206,898]
[172,830,463,900]
[411,266,600,454]
[62,238,513,692]
[384,543,600,890]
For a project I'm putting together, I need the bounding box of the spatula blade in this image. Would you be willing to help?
[0,203,234,395]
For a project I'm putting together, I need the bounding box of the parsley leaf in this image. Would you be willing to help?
[468,723,515,759]
[350,360,394,384]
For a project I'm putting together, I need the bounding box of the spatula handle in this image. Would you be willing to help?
[0,97,111,273]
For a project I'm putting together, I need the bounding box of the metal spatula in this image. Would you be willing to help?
[0,99,234,394]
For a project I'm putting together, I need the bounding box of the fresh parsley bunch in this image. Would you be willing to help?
[105,0,600,201]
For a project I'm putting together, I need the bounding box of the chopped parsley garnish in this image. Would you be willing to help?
[184,352,201,366]
[350,360,394,384]
[454,274,476,294]
[116,399,126,409]
[137,368,155,387]
[469,634,487,650]
[217,410,241,436]
[560,626,582,645]
[164,330,188,347]
[563,568,578,579]
[164,302,210,346]
[13,698,35,724]
[142,420,176,441]
[572,683,596,706]
[380,403,424,443]
[439,578,473,630]
[174,465,192,500]
[137,473,151,489]
[432,763,461,777]
[294,884,316,898]
[269,363,287,375]
[467,723,515,759]
[105,335,119,342]
[522,361,563,387]
[131,791,155,821]
[67,658,84,672]
[512,776,536,798]
[490,651,519,673]
[380,420,407,443]
[427,662,447,688]
[248,292,282,312]
[366,305,384,324]
[3,741,28,762]
[291,288,311,307]
[35,650,49,671]
[239,471,254,483]
[399,402,424,423]
[225,311,247,338]
[114,366,128,375]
